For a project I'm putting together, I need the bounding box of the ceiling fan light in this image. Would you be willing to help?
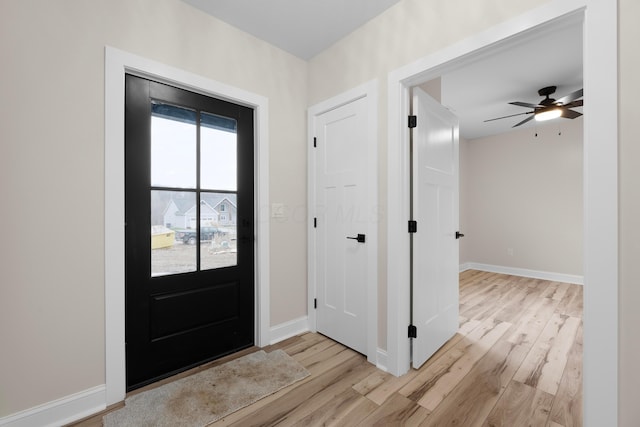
[535,107,562,122]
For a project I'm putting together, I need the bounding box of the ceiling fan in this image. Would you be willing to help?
[485,86,584,127]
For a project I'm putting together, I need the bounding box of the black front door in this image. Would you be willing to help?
[125,74,254,390]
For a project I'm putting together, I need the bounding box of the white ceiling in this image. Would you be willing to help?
[441,20,583,139]
[181,0,583,140]
[181,0,402,60]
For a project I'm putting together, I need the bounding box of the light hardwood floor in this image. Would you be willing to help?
[70,270,583,426]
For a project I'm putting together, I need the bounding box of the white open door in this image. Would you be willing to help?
[314,96,369,355]
[411,87,460,369]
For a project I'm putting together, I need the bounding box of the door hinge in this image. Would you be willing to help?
[408,324,417,338]
[314,298,317,309]
[314,217,317,228]
[408,220,417,233]
[408,115,417,128]
[313,137,317,147]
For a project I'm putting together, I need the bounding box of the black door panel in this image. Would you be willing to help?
[125,75,254,390]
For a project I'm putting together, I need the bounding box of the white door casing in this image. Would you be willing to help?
[387,2,617,425]
[411,88,459,368]
[105,47,270,405]
[308,81,378,364]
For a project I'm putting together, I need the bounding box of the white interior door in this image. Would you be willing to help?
[412,87,460,369]
[314,96,369,355]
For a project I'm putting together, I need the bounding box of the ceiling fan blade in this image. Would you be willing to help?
[562,99,584,109]
[509,101,541,108]
[484,111,532,122]
[561,109,583,119]
[513,115,535,127]
[555,88,583,105]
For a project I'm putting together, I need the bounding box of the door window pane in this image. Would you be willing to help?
[201,112,237,191]
[150,108,239,276]
[151,190,196,276]
[151,103,197,188]
[200,192,237,270]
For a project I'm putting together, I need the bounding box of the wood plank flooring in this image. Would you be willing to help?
[70,270,583,426]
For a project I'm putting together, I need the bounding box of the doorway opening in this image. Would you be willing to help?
[386,3,618,425]
[406,17,583,370]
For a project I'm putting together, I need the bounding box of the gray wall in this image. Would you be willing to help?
[460,119,583,276]
[1,0,308,416]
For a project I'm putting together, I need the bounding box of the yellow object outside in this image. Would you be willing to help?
[151,226,175,249]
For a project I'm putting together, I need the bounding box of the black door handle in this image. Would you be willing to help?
[456,231,465,239]
[346,234,366,243]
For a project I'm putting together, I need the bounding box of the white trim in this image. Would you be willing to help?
[460,262,584,285]
[0,386,105,427]
[307,80,379,366]
[581,2,618,426]
[105,46,270,406]
[269,316,311,345]
[386,1,617,425]
[376,348,389,373]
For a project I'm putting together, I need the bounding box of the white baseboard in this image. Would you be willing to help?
[2,316,383,426]
[376,348,388,372]
[459,262,472,272]
[460,262,583,285]
[270,317,390,373]
[269,316,310,345]
[0,385,106,427]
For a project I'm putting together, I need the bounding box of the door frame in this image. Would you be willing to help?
[307,80,379,365]
[105,46,270,405]
[387,1,617,425]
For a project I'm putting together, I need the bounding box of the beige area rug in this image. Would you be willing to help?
[103,349,309,427]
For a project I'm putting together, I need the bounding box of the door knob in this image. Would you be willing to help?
[455,231,465,239]
[346,234,366,243]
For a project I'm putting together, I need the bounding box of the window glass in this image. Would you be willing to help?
[150,107,239,276]
[200,192,237,270]
[151,190,196,276]
[151,103,196,188]
[201,112,237,191]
